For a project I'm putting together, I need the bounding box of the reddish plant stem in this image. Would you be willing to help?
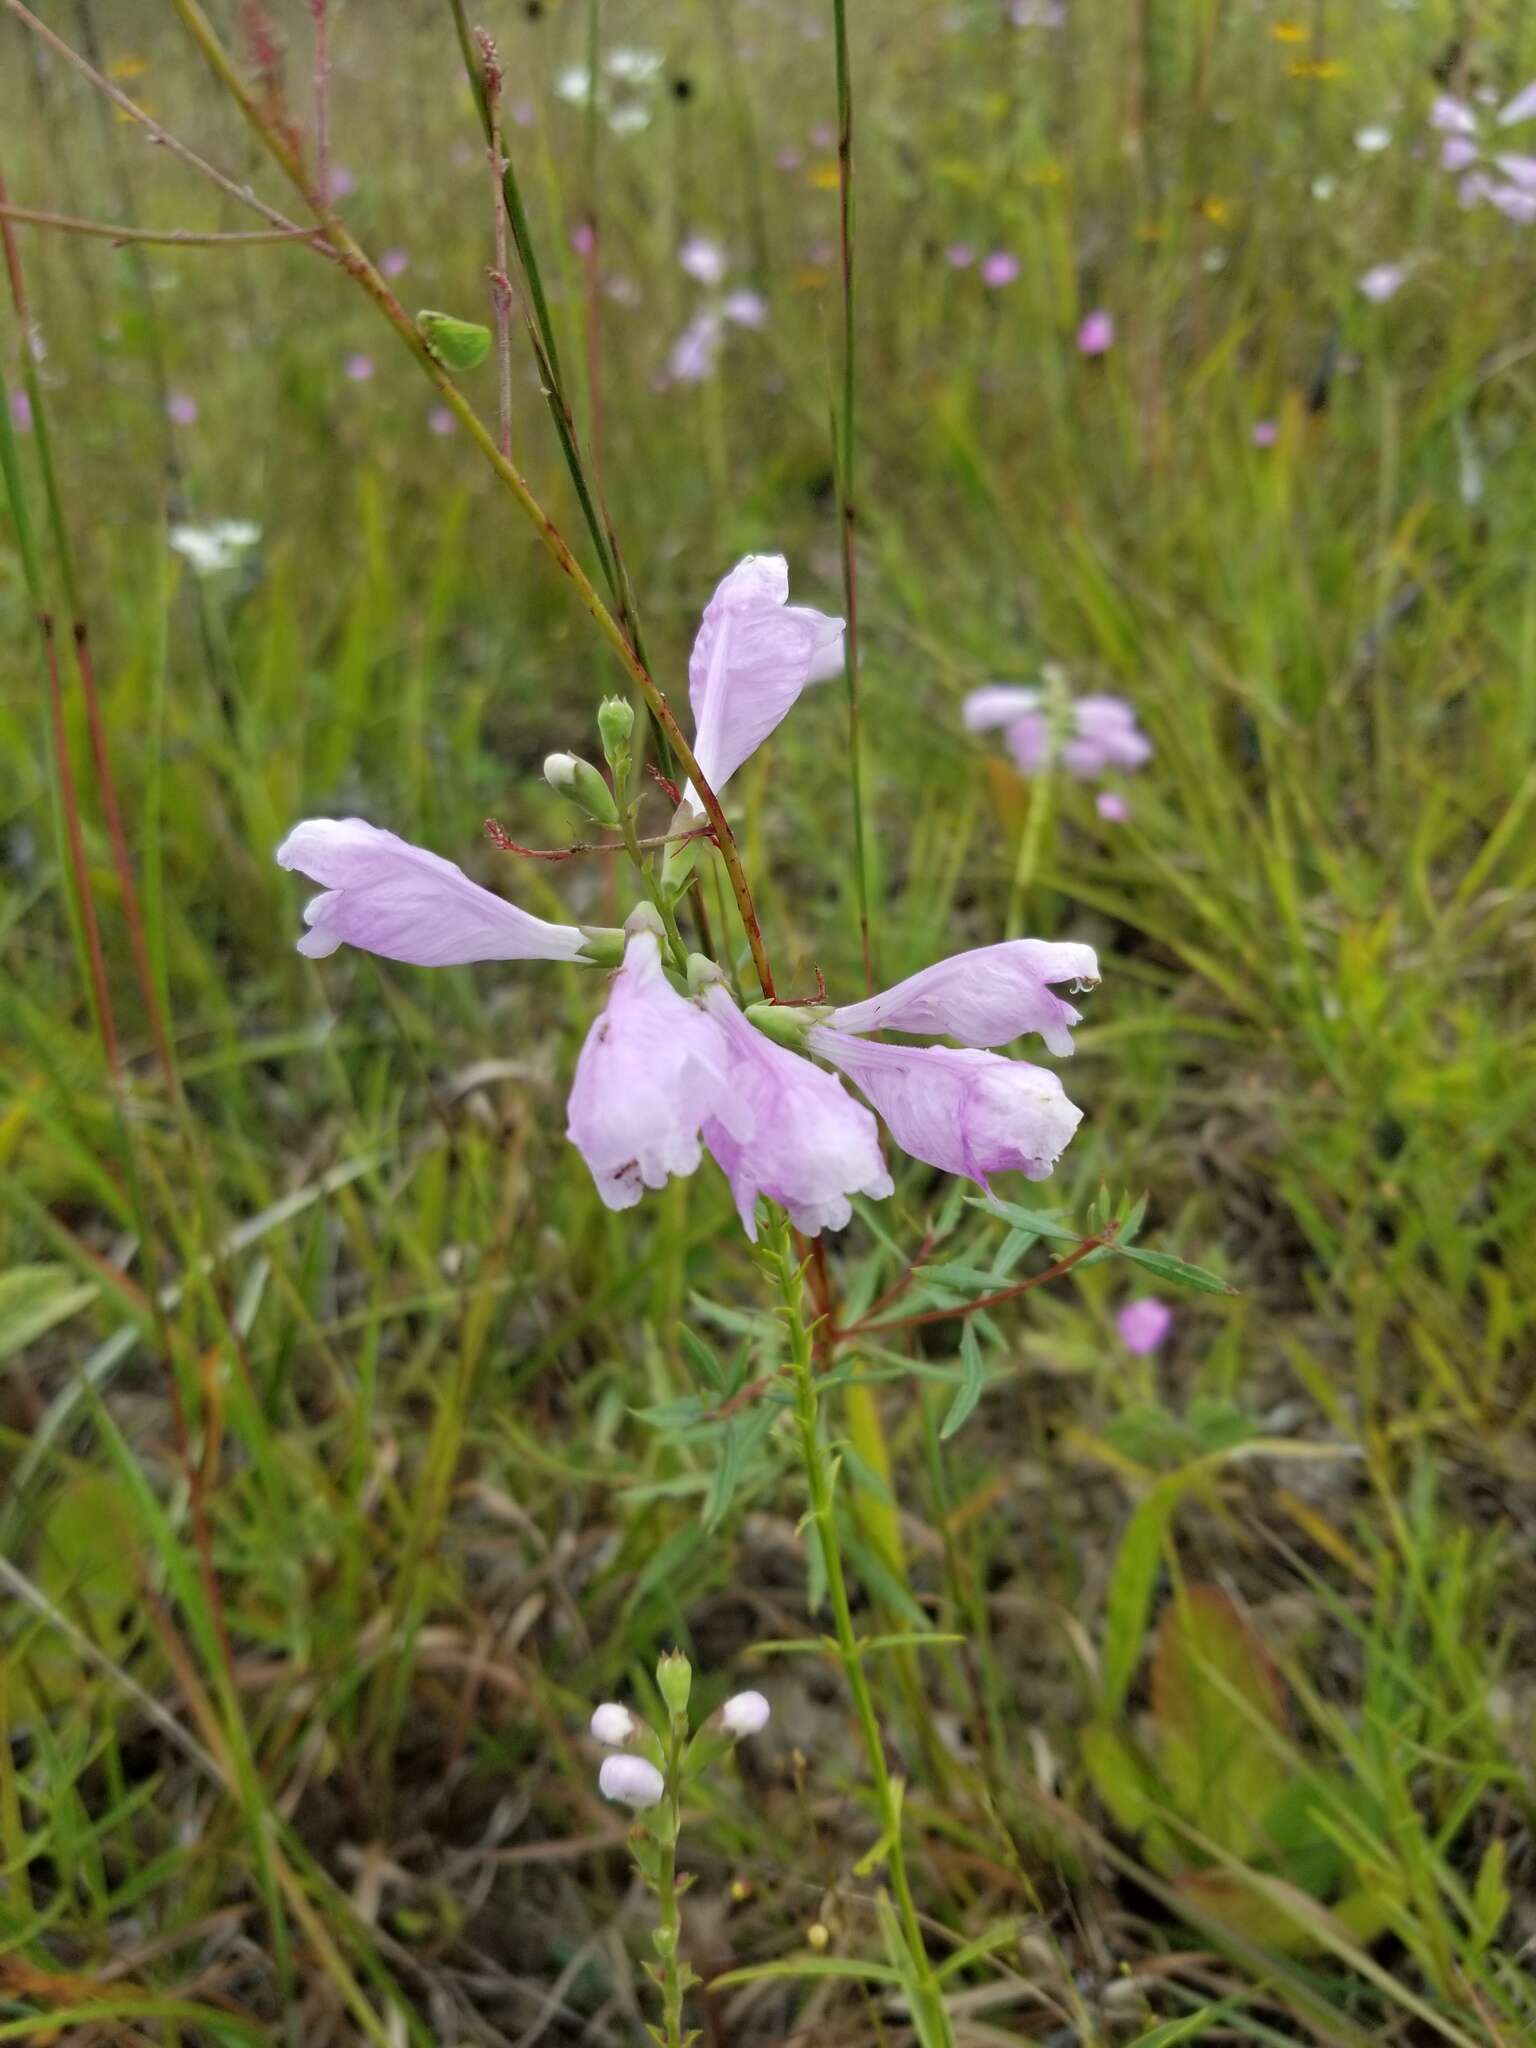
[41,613,118,1072]
[484,819,714,862]
[834,1229,1116,1342]
[308,0,330,203]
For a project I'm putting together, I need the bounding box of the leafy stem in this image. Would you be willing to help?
[765,1213,954,2047]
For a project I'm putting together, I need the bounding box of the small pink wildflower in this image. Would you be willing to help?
[981,249,1021,288]
[325,163,356,202]
[828,939,1100,1057]
[1077,309,1115,355]
[1251,417,1279,447]
[9,387,31,433]
[1357,262,1407,302]
[1095,791,1130,823]
[679,233,727,285]
[379,247,409,279]
[946,242,976,268]
[344,352,375,382]
[1116,1298,1173,1354]
[427,405,456,436]
[166,391,198,426]
[721,288,768,329]
[570,221,596,257]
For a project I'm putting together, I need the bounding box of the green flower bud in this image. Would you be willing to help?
[686,953,724,994]
[744,1001,816,1049]
[657,1649,693,1720]
[597,695,636,770]
[577,926,625,968]
[415,309,492,371]
[544,751,620,827]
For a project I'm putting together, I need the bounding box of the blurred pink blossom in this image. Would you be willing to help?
[570,221,596,257]
[1251,418,1279,447]
[166,391,198,426]
[1116,1298,1173,1354]
[981,249,1020,288]
[1095,791,1130,823]
[946,242,976,268]
[379,247,409,279]
[344,352,375,382]
[1357,262,1407,302]
[325,163,356,202]
[427,405,456,436]
[965,685,1151,780]
[9,387,31,433]
[1077,309,1114,355]
[776,145,803,172]
[679,233,727,284]
[722,288,768,329]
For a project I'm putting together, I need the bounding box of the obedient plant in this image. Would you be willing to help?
[277,549,1103,2044]
[278,553,1094,1237]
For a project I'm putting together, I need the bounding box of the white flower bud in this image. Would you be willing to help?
[590,1702,635,1747]
[599,1753,665,1809]
[719,1690,770,1738]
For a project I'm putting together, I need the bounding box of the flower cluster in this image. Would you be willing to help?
[964,676,1152,784]
[278,554,1097,1241]
[1432,82,1536,223]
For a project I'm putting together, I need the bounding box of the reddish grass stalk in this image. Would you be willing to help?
[834,1228,1116,1342]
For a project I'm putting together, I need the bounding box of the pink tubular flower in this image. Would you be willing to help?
[722,288,769,329]
[981,249,1020,288]
[1077,309,1115,356]
[667,308,724,384]
[1433,83,1536,219]
[679,233,727,284]
[827,939,1100,1056]
[566,927,740,1211]
[599,1754,664,1808]
[964,684,1151,780]
[1096,790,1130,823]
[1358,262,1407,302]
[806,1028,1082,1187]
[276,818,589,966]
[698,986,891,1239]
[1116,1297,1173,1355]
[686,555,844,800]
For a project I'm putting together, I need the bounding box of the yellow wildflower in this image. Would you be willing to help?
[808,162,842,191]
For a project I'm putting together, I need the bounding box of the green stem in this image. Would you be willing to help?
[1006,669,1066,938]
[766,1216,953,2047]
[830,0,874,990]
[653,1731,687,2048]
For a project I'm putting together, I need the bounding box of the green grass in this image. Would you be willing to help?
[2,0,1535,2040]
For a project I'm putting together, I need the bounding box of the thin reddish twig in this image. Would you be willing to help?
[484,818,714,862]
[833,1228,1116,1343]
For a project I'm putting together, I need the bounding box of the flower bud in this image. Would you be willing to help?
[590,1702,636,1747]
[577,925,625,968]
[719,1690,770,1738]
[598,1754,665,1809]
[657,1649,693,1719]
[743,1000,816,1049]
[544,752,620,827]
[597,695,636,769]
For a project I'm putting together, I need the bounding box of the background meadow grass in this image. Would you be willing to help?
[3,0,1536,2040]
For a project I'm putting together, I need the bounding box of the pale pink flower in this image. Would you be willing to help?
[1430,95,1477,136]
[427,405,456,436]
[1077,309,1115,355]
[1009,0,1065,22]
[686,555,844,801]
[1251,418,1278,447]
[1500,81,1536,127]
[809,121,836,149]
[965,685,1151,779]
[166,391,199,426]
[679,233,727,284]
[1433,84,1536,219]
[9,388,31,433]
[379,247,409,279]
[776,145,804,172]
[722,288,769,329]
[599,1754,664,1808]
[277,819,589,967]
[344,351,375,382]
[566,928,739,1211]
[1096,790,1130,823]
[667,309,724,384]
[1357,262,1407,302]
[1441,135,1479,171]
[325,163,357,202]
[827,939,1100,1057]
[981,249,1020,288]
[1116,1298,1173,1354]
[698,986,891,1238]
[807,1029,1082,1188]
[719,1690,770,1736]
[570,221,596,257]
[946,242,976,268]
[590,1703,637,1746]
